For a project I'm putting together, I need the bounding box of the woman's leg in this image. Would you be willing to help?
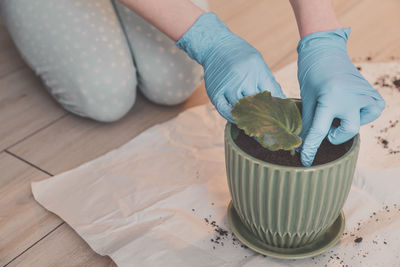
[112,0,208,106]
[0,0,137,122]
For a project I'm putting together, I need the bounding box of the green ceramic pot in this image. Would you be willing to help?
[224,103,360,248]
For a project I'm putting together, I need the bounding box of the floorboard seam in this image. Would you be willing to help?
[3,222,65,267]
[5,113,69,151]
[0,65,27,80]
[4,150,54,177]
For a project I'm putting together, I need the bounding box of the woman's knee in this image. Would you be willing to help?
[53,69,138,123]
[113,3,204,106]
[138,56,204,106]
[1,0,139,122]
[82,91,136,123]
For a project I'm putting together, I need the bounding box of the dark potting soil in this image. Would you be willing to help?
[234,129,353,167]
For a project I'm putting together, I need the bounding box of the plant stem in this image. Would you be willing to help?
[290,149,295,156]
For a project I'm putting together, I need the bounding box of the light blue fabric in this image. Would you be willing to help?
[297,28,385,166]
[113,2,203,106]
[177,13,285,122]
[0,0,205,122]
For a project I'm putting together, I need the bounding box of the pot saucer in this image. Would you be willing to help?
[227,201,345,260]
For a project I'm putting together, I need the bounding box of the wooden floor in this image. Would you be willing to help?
[1,0,399,266]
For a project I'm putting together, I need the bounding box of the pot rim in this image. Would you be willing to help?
[225,122,360,170]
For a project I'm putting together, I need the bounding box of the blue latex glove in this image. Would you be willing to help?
[177,13,285,122]
[297,28,385,166]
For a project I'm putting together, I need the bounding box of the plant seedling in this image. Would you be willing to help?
[231,91,302,156]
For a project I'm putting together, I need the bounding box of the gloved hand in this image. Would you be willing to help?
[297,28,385,166]
[177,12,285,122]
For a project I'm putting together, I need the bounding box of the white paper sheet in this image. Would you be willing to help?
[32,62,400,266]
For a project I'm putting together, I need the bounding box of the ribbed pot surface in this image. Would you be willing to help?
[225,123,359,248]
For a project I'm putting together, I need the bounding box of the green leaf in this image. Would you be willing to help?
[232,91,302,151]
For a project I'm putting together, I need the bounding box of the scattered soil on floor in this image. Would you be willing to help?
[374,73,400,92]
[190,208,249,251]
[393,79,400,88]
[379,120,399,133]
[376,137,389,149]
[375,119,400,154]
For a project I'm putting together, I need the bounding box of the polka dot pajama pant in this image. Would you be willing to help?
[0,0,207,122]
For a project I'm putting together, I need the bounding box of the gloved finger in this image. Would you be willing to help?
[224,89,241,108]
[258,74,286,99]
[327,111,360,145]
[360,97,385,125]
[299,95,315,141]
[301,106,334,167]
[297,96,317,153]
[241,86,260,97]
[375,96,386,110]
[365,89,386,110]
[214,95,234,123]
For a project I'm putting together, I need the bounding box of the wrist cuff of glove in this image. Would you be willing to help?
[176,12,232,65]
[297,27,351,54]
